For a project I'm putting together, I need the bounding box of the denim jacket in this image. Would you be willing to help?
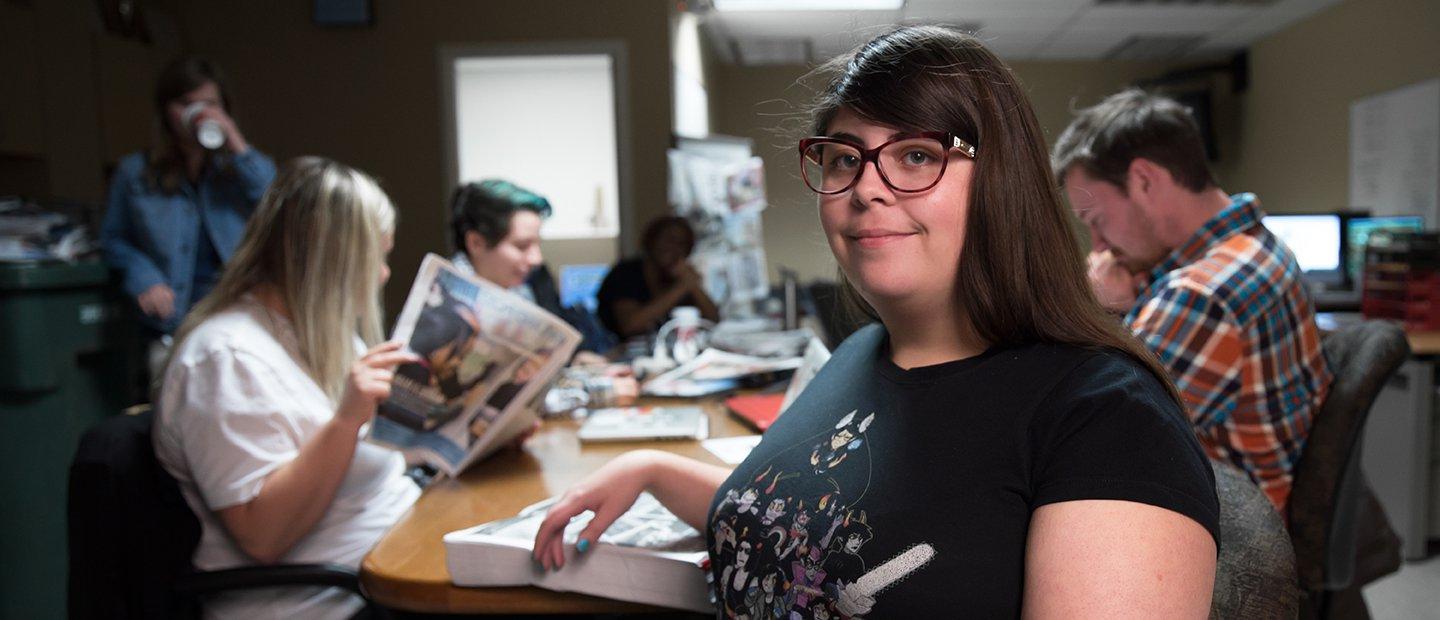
[100,149,276,333]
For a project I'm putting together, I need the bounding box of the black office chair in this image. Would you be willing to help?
[67,408,383,619]
[1209,460,1299,618]
[803,280,873,350]
[1288,320,1407,619]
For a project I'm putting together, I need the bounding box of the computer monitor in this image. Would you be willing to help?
[558,263,611,313]
[1262,214,1343,287]
[1346,215,1424,285]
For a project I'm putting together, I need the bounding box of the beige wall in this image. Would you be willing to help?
[710,59,1170,283]
[710,64,831,282]
[1217,0,1440,214]
[0,0,183,203]
[11,0,1433,299]
[713,0,1440,280]
[172,0,673,311]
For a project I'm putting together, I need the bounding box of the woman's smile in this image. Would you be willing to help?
[848,227,918,249]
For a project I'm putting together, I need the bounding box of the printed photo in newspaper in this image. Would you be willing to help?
[369,253,580,475]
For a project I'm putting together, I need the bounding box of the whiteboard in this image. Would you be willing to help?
[1349,78,1440,223]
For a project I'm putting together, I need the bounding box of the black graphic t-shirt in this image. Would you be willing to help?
[707,324,1220,618]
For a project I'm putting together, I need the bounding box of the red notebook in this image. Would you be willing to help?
[724,393,785,432]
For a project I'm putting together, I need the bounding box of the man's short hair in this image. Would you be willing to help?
[449,179,552,252]
[1052,89,1216,193]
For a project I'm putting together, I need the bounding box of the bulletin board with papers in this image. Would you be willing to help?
[667,136,771,313]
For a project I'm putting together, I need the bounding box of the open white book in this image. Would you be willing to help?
[444,493,713,613]
[368,253,580,475]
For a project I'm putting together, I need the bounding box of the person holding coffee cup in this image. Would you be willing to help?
[100,56,275,375]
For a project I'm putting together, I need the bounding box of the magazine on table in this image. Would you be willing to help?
[367,253,581,476]
[576,406,710,443]
[444,492,712,613]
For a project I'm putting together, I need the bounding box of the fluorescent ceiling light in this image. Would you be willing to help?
[713,0,904,11]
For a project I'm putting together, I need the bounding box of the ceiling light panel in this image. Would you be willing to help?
[713,0,905,11]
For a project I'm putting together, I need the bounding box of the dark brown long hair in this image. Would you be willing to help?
[146,56,235,193]
[807,25,1180,404]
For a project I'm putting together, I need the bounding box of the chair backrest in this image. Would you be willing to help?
[67,408,201,619]
[1287,320,1407,591]
[803,280,872,350]
[1209,460,1299,619]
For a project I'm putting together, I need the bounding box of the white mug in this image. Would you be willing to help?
[181,102,226,150]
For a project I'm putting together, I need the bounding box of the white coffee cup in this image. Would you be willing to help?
[181,101,226,150]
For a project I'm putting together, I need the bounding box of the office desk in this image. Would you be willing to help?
[1406,331,1440,355]
[360,401,753,614]
[1363,329,1440,560]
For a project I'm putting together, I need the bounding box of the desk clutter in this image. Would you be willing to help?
[0,196,97,263]
[1362,231,1440,330]
[368,254,581,476]
[431,314,832,608]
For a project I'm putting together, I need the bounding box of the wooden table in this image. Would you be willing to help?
[360,400,755,614]
[1406,330,1440,355]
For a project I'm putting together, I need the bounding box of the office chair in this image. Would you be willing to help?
[67,407,384,619]
[1209,459,1299,618]
[803,280,873,350]
[1288,320,1407,619]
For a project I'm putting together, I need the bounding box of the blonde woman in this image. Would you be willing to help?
[154,157,420,619]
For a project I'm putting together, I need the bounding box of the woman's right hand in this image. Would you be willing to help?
[532,450,658,570]
[670,262,703,293]
[335,341,418,429]
[137,283,176,320]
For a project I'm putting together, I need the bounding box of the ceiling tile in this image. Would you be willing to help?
[1032,28,1129,60]
[701,0,1344,63]
[1069,6,1256,33]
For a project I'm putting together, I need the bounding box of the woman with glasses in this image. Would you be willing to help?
[532,25,1218,616]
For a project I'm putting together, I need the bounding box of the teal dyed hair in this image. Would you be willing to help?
[449,179,553,251]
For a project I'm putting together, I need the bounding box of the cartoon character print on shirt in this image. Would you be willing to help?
[711,409,936,619]
[810,411,873,475]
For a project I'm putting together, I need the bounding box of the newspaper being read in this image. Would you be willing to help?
[444,493,712,613]
[368,253,580,475]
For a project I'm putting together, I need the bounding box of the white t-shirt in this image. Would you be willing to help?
[154,296,420,620]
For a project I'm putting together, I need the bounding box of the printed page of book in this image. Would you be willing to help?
[368,253,580,475]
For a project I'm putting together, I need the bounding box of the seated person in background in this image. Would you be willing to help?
[533,25,1218,617]
[101,56,276,339]
[154,157,420,619]
[1053,88,1333,512]
[450,179,611,358]
[596,216,720,339]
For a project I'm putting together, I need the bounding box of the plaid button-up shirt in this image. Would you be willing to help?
[1126,193,1332,511]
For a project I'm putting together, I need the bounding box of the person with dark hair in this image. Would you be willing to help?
[100,56,276,339]
[450,179,612,355]
[1053,88,1332,512]
[450,179,551,291]
[532,26,1219,616]
[595,215,719,339]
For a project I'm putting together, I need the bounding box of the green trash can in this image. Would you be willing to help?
[0,260,138,618]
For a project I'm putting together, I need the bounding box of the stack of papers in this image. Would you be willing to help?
[642,348,802,398]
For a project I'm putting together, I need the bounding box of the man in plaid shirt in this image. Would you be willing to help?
[1053,90,1332,512]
